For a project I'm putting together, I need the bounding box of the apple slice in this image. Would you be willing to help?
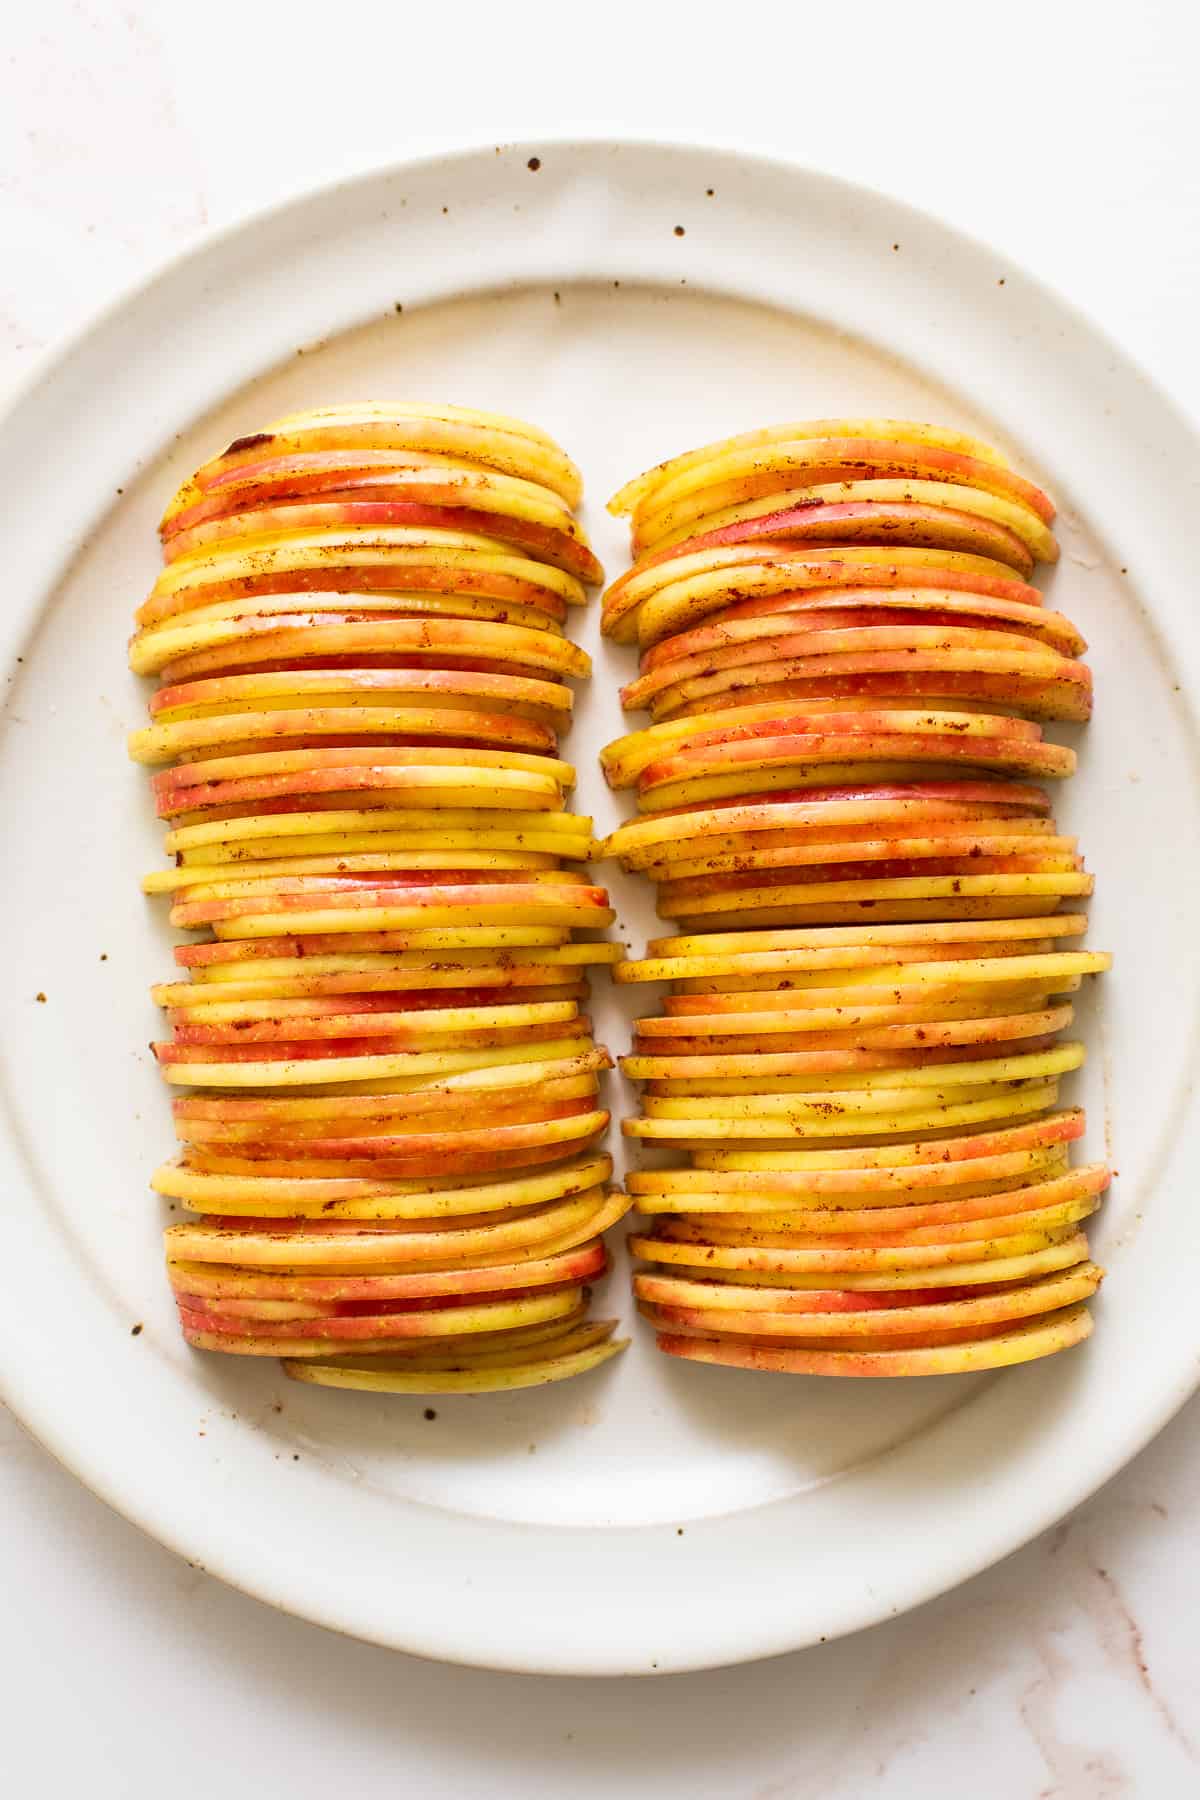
[645,657,1091,728]
[652,1302,1093,1374]
[602,544,1043,642]
[636,1263,1100,1336]
[633,1041,1085,1102]
[638,476,1055,564]
[609,420,1019,513]
[281,1323,628,1391]
[625,1082,1062,1143]
[130,703,561,765]
[637,592,1084,676]
[631,547,1044,646]
[622,1014,1072,1078]
[176,928,575,970]
[644,915,1084,959]
[164,804,593,860]
[688,1109,1085,1173]
[162,451,580,533]
[634,1161,1108,1225]
[153,1150,614,1218]
[169,1239,608,1304]
[603,701,1045,787]
[150,665,575,731]
[131,611,591,683]
[178,1285,586,1345]
[657,951,1107,1007]
[154,966,597,1005]
[655,870,1091,930]
[180,404,585,509]
[164,497,602,585]
[166,1185,632,1270]
[158,1038,604,1088]
[618,432,1053,536]
[137,527,587,625]
[645,1186,1104,1248]
[632,1225,1091,1281]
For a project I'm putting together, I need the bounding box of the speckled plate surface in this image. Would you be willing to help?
[1,140,1197,1674]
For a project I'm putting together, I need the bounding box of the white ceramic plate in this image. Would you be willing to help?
[2,140,1197,1676]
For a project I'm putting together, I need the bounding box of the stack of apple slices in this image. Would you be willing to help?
[602,419,1111,1376]
[130,403,630,1393]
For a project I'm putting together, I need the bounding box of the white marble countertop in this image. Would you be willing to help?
[3,5,1198,1794]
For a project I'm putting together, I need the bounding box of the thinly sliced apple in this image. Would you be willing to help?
[632,1227,1090,1282]
[617,431,1052,532]
[281,1329,628,1391]
[639,476,1056,563]
[178,1284,586,1345]
[150,666,575,730]
[625,1082,1061,1142]
[169,1239,608,1303]
[652,1303,1093,1375]
[609,421,1018,518]
[182,405,585,509]
[634,1162,1107,1227]
[636,1264,1099,1337]
[130,704,560,765]
[164,497,602,585]
[131,611,591,682]
[603,546,1041,643]
[166,1185,631,1269]
[153,1150,614,1217]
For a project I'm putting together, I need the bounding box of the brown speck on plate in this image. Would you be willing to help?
[35,991,46,1003]
[527,156,541,172]
[130,1323,143,1337]
[423,1407,437,1421]
[673,225,685,237]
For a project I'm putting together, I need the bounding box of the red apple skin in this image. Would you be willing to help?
[628,438,1056,528]
[648,670,1091,726]
[174,1097,597,1145]
[136,565,572,633]
[637,595,1084,673]
[628,617,1086,692]
[148,615,590,688]
[168,1241,607,1303]
[635,731,1074,797]
[173,929,571,966]
[171,1107,604,1157]
[148,665,571,721]
[164,498,603,584]
[166,986,586,1043]
[155,1013,591,1062]
[604,555,1045,632]
[650,1318,1046,1367]
[186,1138,602,1181]
[650,780,1053,819]
[176,1285,583,1339]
